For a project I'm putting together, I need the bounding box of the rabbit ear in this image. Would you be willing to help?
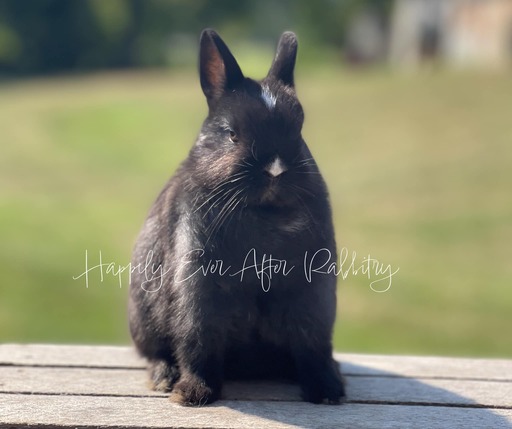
[267,32,298,87]
[199,29,244,101]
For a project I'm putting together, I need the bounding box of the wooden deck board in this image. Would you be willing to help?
[1,344,510,380]
[1,394,511,429]
[1,366,512,407]
[0,344,511,429]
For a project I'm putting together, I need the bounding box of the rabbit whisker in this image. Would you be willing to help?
[292,153,314,164]
[204,184,244,218]
[218,187,248,237]
[194,185,231,213]
[295,160,316,168]
[294,171,322,175]
[251,140,258,161]
[193,174,248,213]
[291,152,309,163]
[205,188,245,243]
[233,161,253,169]
[201,184,243,218]
[289,183,316,198]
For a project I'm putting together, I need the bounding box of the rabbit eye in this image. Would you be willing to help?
[229,130,239,143]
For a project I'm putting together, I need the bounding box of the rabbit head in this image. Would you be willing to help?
[189,29,322,210]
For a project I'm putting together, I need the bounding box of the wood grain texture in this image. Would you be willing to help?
[0,343,143,368]
[1,394,512,429]
[1,366,511,407]
[1,344,511,429]
[340,353,512,381]
[1,344,510,381]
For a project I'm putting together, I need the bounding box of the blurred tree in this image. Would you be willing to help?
[0,0,102,74]
[0,0,393,77]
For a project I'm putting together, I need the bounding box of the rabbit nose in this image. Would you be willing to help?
[265,156,287,178]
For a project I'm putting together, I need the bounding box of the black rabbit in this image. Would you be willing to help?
[129,29,345,406]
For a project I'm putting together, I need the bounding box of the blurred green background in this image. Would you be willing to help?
[1,0,511,357]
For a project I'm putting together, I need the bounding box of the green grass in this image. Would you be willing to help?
[1,68,511,357]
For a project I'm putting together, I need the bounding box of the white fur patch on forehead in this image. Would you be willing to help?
[261,85,277,110]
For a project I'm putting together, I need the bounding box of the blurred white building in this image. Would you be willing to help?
[390,0,512,68]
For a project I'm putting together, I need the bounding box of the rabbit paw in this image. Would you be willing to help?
[300,367,346,405]
[169,377,220,406]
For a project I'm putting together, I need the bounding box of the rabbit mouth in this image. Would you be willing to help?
[256,180,294,208]
[260,187,280,205]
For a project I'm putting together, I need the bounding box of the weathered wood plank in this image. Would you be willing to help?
[341,353,512,381]
[0,366,300,401]
[1,394,511,429]
[1,366,511,407]
[2,344,510,381]
[0,344,142,368]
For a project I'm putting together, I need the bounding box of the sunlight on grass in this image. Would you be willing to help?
[1,69,511,356]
